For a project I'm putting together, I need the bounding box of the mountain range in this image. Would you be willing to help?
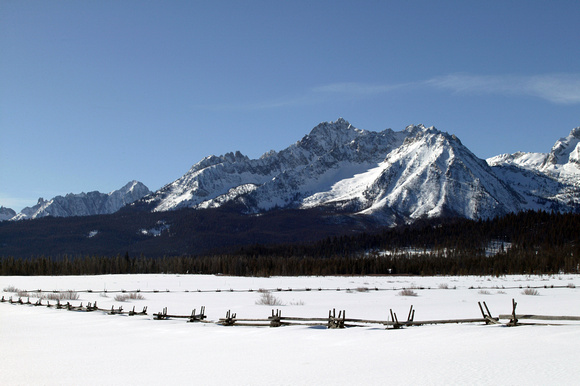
[1,119,579,257]
[3,181,150,221]
[3,119,579,225]
[134,118,579,223]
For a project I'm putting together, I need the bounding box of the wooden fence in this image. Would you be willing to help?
[4,283,575,295]
[1,295,147,316]
[4,294,579,329]
[498,298,580,326]
[212,302,500,328]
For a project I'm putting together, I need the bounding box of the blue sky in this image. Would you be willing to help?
[1,1,579,212]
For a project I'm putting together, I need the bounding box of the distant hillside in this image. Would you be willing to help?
[6,181,150,221]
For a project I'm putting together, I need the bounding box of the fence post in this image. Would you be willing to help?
[269,309,282,327]
[507,299,518,326]
[406,305,414,325]
[328,308,346,329]
[220,310,236,326]
[390,309,402,329]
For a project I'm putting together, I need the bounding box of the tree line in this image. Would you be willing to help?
[1,210,578,276]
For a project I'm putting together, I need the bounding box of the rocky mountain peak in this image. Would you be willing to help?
[544,126,580,166]
[297,118,364,156]
[309,117,351,133]
[403,124,433,135]
[0,206,16,221]
[401,124,452,147]
[223,151,249,164]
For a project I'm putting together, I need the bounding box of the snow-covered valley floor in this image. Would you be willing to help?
[1,274,580,385]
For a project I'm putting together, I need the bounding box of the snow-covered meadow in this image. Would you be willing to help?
[1,274,579,385]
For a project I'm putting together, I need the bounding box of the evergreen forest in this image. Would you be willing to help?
[1,210,578,276]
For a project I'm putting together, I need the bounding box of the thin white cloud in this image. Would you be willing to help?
[526,74,580,104]
[195,73,580,111]
[426,73,580,104]
[193,94,323,111]
[195,82,414,111]
[311,82,413,95]
[309,75,580,104]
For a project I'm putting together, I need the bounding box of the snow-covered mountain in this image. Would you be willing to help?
[137,119,578,224]
[139,119,405,213]
[0,207,16,222]
[487,127,580,212]
[10,181,151,221]
[301,125,522,222]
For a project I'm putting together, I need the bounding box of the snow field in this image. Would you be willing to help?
[1,274,580,385]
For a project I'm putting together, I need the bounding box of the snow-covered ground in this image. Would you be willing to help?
[1,274,579,385]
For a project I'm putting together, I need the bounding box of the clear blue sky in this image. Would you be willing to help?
[1,1,579,212]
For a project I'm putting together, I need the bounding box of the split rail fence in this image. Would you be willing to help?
[1,296,147,316]
[3,294,579,329]
[3,283,575,295]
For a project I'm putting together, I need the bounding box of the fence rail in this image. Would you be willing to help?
[6,283,576,295]
[1,295,147,316]
[6,294,575,329]
[498,314,580,321]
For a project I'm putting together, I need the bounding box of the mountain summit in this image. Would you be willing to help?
[135,119,579,224]
[0,207,16,222]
